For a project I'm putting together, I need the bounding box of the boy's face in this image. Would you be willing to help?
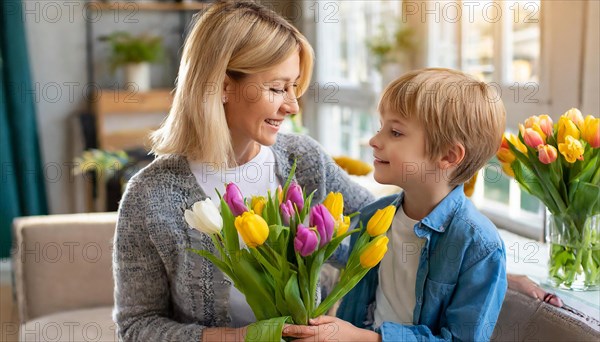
[369,111,438,190]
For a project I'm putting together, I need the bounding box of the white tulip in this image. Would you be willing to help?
[184,199,223,235]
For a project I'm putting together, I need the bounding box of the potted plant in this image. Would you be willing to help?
[367,25,416,86]
[99,31,164,91]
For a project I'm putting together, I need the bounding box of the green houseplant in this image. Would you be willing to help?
[367,25,416,71]
[99,31,164,91]
[367,24,416,82]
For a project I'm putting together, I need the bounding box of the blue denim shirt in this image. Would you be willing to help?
[336,185,507,341]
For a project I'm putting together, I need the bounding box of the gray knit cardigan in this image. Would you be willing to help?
[112,133,375,341]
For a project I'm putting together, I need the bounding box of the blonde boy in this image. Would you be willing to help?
[288,68,508,341]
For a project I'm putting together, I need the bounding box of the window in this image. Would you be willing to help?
[425,0,544,238]
[304,0,545,238]
[303,0,401,160]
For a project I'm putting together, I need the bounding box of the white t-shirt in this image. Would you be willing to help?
[188,145,279,207]
[188,145,279,328]
[374,205,425,328]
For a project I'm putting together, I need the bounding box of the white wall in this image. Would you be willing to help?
[581,0,600,115]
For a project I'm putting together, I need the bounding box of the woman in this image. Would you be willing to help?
[112,1,373,341]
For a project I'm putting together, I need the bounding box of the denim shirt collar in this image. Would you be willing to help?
[395,184,466,237]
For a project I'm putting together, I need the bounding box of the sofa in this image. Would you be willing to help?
[11,212,600,341]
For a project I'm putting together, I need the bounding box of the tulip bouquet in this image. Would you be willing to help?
[184,164,395,340]
[497,108,600,290]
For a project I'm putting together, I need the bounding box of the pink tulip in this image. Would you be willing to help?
[280,200,295,225]
[538,145,558,164]
[223,183,248,216]
[538,115,554,138]
[310,204,335,247]
[294,224,318,257]
[285,183,304,212]
[522,128,545,149]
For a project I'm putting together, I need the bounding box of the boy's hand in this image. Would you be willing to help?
[282,316,381,342]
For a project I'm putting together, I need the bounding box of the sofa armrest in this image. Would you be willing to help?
[12,212,117,323]
[493,288,600,341]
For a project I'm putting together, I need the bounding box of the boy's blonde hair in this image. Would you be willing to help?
[378,68,506,186]
[151,0,314,166]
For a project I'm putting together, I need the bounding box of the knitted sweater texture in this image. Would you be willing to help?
[112,133,374,341]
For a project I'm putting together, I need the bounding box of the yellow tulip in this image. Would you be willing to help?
[335,215,351,237]
[463,171,478,197]
[359,235,389,268]
[564,108,584,128]
[333,156,373,176]
[276,185,283,204]
[581,115,600,148]
[558,135,585,163]
[323,192,344,220]
[497,134,516,164]
[251,196,267,216]
[234,211,269,248]
[366,205,396,237]
[501,162,515,178]
[557,115,581,144]
[503,132,527,154]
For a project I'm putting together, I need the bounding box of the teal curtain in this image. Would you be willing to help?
[1,0,48,258]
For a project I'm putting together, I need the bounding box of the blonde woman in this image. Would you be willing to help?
[112,1,373,341]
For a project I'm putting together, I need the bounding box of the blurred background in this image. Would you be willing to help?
[2,0,599,258]
[1,1,599,340]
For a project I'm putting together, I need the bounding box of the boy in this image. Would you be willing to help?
[285,68,507,341]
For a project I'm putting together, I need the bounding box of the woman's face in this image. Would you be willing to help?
[224,52,301,149]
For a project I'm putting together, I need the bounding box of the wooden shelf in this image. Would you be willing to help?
[94,88,174,151]
[90,1,210,12]
[95,89,174,114]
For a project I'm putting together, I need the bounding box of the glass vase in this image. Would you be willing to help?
[546,212,600,291]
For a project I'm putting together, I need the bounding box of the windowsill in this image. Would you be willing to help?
[499,229,600,321]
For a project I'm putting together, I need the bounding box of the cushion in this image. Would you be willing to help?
[20,306,117,342]
[13,212,117,323]
[492,289,600,341]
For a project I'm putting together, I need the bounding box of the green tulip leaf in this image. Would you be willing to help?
[245,316,291,342]
[219,197,240,252]
[284,273,308,324]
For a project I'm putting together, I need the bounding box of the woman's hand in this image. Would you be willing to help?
[282,316,381,342]
[508,274,563,307]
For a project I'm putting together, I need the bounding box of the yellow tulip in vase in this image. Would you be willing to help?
[497,108,600,290]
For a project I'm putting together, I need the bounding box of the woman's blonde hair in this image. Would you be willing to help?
[379,68,506,186]
[151,0,314,166]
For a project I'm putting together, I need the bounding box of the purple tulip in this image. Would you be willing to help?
[310,204,335,247]
[294,224,318,257]
[285,183,304,212]
[223,183,247,216]
[280,200,295,225]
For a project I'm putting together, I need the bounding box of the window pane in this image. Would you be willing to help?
[462,0,495,82]
[509,0,541,83]
[483,158,510,204]
[520,189,541,213]
[320,104,375,159]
